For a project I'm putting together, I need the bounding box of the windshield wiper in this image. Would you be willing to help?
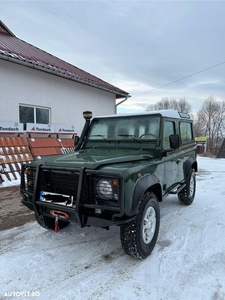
[90,135,112,144]
[118,135,140,143]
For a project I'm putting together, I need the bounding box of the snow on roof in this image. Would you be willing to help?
[0,20,129,99]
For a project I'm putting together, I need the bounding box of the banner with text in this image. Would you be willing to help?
[26,123,53,133]
[26,123,76,134]
[0,122,23,132]
[54,124,76,134]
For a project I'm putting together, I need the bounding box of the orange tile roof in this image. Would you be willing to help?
[30,147,61,157]
[0,136,27,147]
[28,137,60,148]
[0,136,77,184]
[58,138,75,148]
[0,137,34,185]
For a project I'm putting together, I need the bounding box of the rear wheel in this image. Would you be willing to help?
[35,212,69,230]
[120,192,160,259]
[178,170,196,205]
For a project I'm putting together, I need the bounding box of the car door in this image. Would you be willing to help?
[162,119,184,193]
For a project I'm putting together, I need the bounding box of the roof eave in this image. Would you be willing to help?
[0,53,130,99]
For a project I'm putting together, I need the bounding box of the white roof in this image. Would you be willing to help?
[95,109,192,120]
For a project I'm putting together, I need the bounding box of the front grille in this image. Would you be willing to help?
[40,169,79,196]
[89,176,97,204]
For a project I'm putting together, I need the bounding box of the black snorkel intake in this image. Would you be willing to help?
[75,111,92,151]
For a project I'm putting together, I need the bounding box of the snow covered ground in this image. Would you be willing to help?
[0,156,225,300]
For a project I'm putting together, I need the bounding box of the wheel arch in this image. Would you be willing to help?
[184,157,198,180]
[130,174,162,216]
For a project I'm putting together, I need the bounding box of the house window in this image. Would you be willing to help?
[36,107,50,124]
[19,105,50,130]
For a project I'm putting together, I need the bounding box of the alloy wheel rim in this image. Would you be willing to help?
[189,173,195,196]
[142,206,156,244]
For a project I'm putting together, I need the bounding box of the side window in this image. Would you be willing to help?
[163,121,175,149]
[180,122,193,144]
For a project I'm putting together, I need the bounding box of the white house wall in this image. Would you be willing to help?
[0,59,116,134]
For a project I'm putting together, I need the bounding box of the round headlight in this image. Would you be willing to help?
[96,180,113,199]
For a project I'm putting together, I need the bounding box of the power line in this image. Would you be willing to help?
[132,60,225,99]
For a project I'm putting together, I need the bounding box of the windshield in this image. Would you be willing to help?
[87,115,160,142]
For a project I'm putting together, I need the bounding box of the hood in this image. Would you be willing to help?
[43,148,153,170]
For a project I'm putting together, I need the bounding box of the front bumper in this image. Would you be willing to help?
[20,164,129,227]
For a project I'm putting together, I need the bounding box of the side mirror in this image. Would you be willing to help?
[169,134,180,149]
[74,136,80,146]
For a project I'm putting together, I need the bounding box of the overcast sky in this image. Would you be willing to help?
[1,0,225,114]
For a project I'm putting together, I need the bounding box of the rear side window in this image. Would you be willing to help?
[180,122,193,144]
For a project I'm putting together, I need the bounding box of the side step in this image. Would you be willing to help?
[169,183,186,194]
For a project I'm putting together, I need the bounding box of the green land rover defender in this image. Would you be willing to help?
[21,110,197,259]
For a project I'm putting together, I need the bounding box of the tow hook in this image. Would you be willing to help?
[54,215,59,233]
[50,210,70,233]
[50,210,70,220]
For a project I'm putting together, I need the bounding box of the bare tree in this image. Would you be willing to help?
[193,114,205,137]
[146,97,191,113]
[177,98,192,113]
[195,96,225,154]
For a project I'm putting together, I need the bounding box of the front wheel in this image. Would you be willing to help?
[120,192,160,259]
[178,170,196,205]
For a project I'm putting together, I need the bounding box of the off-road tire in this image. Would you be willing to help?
[35,213,70,230]
[120,192,160,259]
[178,170,196,205]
